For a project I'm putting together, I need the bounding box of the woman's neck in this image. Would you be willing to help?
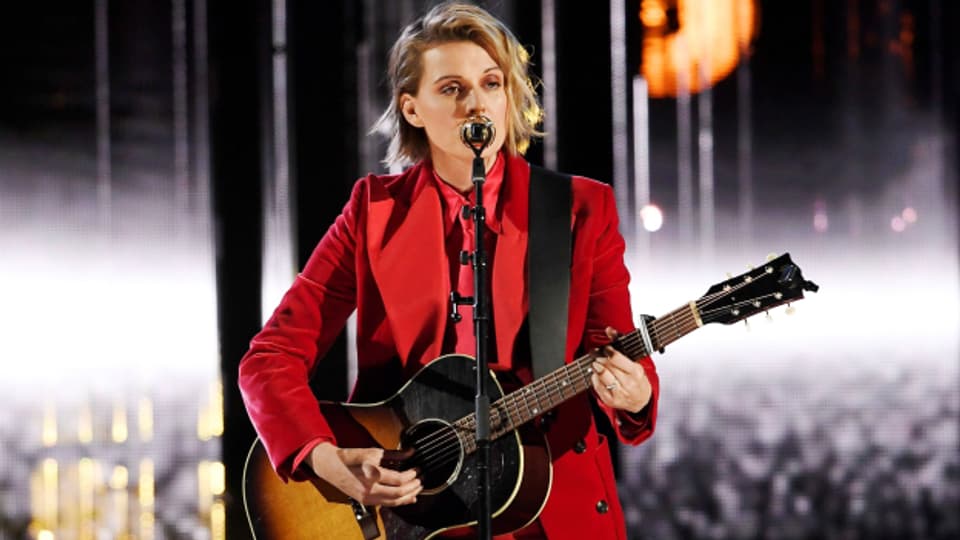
[431,150,499,193]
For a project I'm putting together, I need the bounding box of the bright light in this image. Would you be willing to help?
[0,229,219,393]
[891,216,906,232]
[813,213,829,233]
[902,207,917,223]
[639,1,667,27]
[813,199,829,233]
[640,0,757,97]
[640,203,664,232]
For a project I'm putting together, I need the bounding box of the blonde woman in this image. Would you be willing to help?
[240,3,658,539]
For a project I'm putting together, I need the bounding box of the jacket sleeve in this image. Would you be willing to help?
[238,178,366,479]
[581,183,660,446]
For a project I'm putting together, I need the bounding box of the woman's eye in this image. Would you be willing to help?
[441,85,460,95]
[485,80,502,89]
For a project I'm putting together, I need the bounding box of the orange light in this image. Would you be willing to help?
[640,0,758,97]
[639,2,667,28]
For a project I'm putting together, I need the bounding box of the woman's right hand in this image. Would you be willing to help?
[308,442,422,507]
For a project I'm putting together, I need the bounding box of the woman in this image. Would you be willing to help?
[239,3,659,539]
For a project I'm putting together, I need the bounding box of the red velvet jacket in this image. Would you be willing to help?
[239,155,660,539]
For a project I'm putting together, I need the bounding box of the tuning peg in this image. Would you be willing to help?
[766,252,778,262]
[765,311,773,322]
[726,272,733,279]
[785,303,796,316]
[744,319,751,331]
[747,264,755,270]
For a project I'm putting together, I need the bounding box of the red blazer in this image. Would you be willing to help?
[239,155,660,539]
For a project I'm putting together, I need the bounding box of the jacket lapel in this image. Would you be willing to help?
[366,156,531,371]
[366,163,449,366]
[492,156,529,368]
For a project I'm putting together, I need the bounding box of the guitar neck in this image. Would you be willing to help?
[454,301,704,453]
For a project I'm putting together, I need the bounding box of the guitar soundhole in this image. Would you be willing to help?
[400,419,463,495]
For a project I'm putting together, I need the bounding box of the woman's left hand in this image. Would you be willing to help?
[590,327,652,414]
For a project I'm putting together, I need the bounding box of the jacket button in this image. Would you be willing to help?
[573,439,587,453]
[596,500,609,514]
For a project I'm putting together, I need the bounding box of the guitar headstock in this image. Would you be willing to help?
[697,253,819,325]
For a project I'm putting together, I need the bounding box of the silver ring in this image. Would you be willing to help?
[605,383,617,391]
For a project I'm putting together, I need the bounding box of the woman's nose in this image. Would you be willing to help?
[463,88,486,116]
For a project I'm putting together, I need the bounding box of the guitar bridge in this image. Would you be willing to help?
[350,499,381,540]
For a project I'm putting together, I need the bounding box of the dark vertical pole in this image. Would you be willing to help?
[287,0,359,401]
[553,1,614,184]
[208,0,270,537]
[942,1,960,247]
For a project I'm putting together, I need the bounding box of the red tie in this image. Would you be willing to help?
[454,205,476,357]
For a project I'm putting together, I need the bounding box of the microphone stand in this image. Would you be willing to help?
[469,148,492,540]
[449,118,494,540]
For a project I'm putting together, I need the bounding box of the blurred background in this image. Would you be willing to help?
[1,0,957,539]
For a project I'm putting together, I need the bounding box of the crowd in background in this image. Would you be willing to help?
[619,357,959,539]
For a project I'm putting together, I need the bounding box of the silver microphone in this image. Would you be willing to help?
[459,115,496,154]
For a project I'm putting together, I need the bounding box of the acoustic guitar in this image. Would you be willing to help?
[243,253,818,539]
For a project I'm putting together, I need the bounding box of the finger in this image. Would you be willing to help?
[368,478,421,502]
[341,447,384,467]
[603,346,642,374]
[593,359,620,386]
[592,359,605,374]
[376,466,418,486]
[590,373,611,404]
[361,460,382,484]
[600,350,648,394]
[599,358,651,411]
[593,360,623,394]
[590,372,619,406]
[380,483,423,507]
[605,326,620,340]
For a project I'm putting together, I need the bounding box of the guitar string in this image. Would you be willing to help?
[409,324,680,470]
[401,287,784,470]
[392,273,784,467]
[407,358,596,463]
[407,303,751,470]
[408,349,600,460]
[414,340,666,470]
[414,354,606,471]
[407,309,706,466]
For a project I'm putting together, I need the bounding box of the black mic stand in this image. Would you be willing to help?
[449,119,494,540]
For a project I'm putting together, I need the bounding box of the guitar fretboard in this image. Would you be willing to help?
[452,301,703,454]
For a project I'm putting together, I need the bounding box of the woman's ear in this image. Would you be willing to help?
[400,94,424,128]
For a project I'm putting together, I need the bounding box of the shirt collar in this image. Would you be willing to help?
[432,152,506,234]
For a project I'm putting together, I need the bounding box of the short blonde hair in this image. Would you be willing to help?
[374,2,544,167]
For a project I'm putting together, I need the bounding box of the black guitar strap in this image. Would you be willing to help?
[527,164,572,380]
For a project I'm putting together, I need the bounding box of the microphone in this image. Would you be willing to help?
[459,115,496,155]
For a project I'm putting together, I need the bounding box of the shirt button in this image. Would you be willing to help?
[596,500,609,514]
[573,439,587,454]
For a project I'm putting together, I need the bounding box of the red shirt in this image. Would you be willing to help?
[433,153,505,365]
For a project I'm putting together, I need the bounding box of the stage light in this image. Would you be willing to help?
[640,2,667,28]
[639,0,757,97]
[813,213,829,233]
[902,207,917,223]
[640,203,664,232]
[891,216,906,232]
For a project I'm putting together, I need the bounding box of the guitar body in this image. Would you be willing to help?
[243,354,553,539]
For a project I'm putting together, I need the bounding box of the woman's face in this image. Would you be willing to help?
[400,40,508,164]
